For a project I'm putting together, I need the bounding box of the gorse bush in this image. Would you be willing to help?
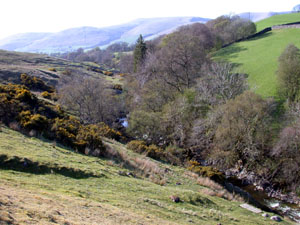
[76,124,106,154]
[51,117,80,147]
[0,83,118,157]
[127,140,148,153]
[96,122,122,141]
[127,140,164,160]
[145,144,164,160]
[127,140,185,165]
[20,74,54,93]
[48,68,57,72]
[103,71,113,76]
[18,111,48,131]
[188,161,224,182]
[41,91,51,99]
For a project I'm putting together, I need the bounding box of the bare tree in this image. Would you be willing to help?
[144,24,213,93]
[58,75,121,125]
[196,62,248,105]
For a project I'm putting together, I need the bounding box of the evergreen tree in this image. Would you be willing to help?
[133,34,147,72]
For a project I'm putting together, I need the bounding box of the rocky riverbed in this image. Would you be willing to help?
[224,168,300,222]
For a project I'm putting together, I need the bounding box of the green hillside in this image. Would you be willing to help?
[256,13,300,31]
[0,126,290,224]
[214,28,300,98]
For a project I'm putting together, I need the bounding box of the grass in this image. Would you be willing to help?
[214,29,300,98]
[256,13,300,31]
[0,126,292,224]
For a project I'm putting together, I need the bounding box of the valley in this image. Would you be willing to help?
[1,10,300,225]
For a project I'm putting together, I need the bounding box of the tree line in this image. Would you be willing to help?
[55,15,300,192]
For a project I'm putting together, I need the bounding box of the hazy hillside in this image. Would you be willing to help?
[0,12,294,54]
[238,11,291,22]
[0,17,209,53]
[0,32,51,51]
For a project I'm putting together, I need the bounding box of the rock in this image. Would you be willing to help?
[118,171,127,176]
[240,203,262,213]
[170,195,180,203]
[262,213,269,217]
[270,216,282,222]
[164,168,171,173]
[176,182,182,185]
[127,172,134,177]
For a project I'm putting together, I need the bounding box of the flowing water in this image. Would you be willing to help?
[243,185,300,223]
[119,117,128,127]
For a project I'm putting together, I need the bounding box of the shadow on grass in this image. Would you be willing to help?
[0,154,105,179]
[214,45,248,60]
[246,31,273,42]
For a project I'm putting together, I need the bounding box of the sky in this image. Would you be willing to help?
[0,0,299,40]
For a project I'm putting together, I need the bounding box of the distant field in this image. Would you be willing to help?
[214,29,300,98]
[256,13,300,31]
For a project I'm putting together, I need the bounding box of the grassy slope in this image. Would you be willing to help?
[0,126,291,224]
[214,29,300,98]
[256,13,300,31]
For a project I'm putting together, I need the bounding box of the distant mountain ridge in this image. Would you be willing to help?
[0,12,291,53]
[0,17,209,53]
[238,11,292,22]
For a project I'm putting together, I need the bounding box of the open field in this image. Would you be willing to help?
[214,29,300,98]
[256,13,300,31]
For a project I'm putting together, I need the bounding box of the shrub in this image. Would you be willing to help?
[277,44,300,104]
[48,68,57,72]
[20,73,54,92]
[213,91,271,167]
[41,91,51,99]
[51,117,81,147]
[145,144,164,160]
[15,88,35,102]
[164,145,185,165]
[62,69,72,76]
[41,91,58,101]
[127,140,183,164]
[127,140,148,153]
[0,84,36,123]
[113,84,122,91]
[75,124,106,155]
[270,119,300,190]
[103,71,113,76]
[18,111,48,131]
[188,161,224,182]
[96,122,122,141]
[0,83,108,158]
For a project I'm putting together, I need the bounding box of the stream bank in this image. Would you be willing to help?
[224,168,300,222]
